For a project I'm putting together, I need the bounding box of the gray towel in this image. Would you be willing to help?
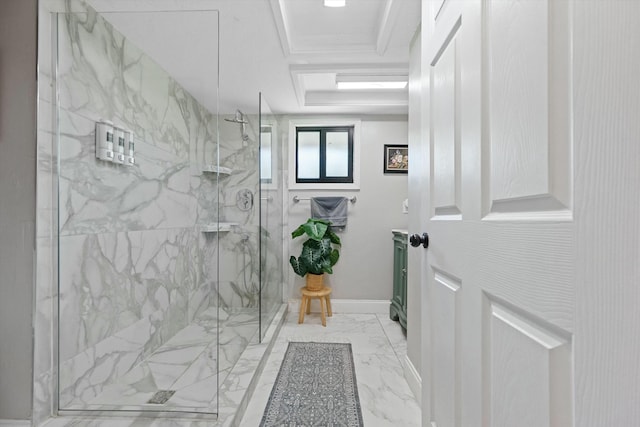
[310,197,348,228]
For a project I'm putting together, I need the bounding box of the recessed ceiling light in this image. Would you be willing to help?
[324,0,346,7]
[336,74,408,90]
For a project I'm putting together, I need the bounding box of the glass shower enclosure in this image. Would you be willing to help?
[52,1,283,419]
[259,94,284,341]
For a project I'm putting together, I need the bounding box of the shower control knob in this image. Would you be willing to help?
[410,232,429,249]
[236,189,254,211]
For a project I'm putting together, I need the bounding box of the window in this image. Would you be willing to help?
[260,125,272,183]
[288,119,360,190]
[295,126,354,184]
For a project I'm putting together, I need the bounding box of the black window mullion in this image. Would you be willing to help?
[347,127,354,179]
[319,130,327,180]
[295,130,299,181]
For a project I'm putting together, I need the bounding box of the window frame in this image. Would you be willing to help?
[288,119,361,190]
[295,126,354,184]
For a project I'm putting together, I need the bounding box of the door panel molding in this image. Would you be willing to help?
[430,16,463,220]
[484,296,573,427]
[431,268,462,427]
[434,0,448,22]
[481,0,572,218]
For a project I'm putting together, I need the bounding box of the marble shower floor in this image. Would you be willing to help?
[240,312,422,426]
[80,307,261,413]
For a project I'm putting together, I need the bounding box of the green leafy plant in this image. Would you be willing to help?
[289,218,341,277]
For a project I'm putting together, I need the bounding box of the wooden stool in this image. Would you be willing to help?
[298,286,332,327]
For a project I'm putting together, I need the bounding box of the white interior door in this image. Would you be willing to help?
[418,0,574,425]
[418,0,640,425]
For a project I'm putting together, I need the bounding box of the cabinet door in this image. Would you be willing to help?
[390,233,406,323]
[399,239,408,329]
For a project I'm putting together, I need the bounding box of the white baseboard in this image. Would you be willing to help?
[328,299,390,314]
[288,299,389,315]
[0,421,30,427]
[401,353,422,403]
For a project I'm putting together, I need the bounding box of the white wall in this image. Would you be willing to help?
[0,0,37,420]
[285,117,409,301]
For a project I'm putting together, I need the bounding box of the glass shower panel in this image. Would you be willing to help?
[259,94,284,341]
[55,3,220,416]
[214,104,261,388]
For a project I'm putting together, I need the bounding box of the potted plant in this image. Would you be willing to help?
[289,218,341,291]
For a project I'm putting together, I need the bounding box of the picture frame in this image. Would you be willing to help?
[383,144,408,174]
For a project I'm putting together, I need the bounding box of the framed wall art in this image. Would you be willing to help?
[383,144,408,174]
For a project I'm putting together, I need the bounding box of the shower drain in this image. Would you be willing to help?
[147,390,176,404]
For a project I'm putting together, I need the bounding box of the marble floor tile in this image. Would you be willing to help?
[355,353,421,427]
[86,308,257,411]
[42,307,417,427]
[145,344,210,390]
[170,344,217,391]
[239,312,421,426]
[376,314,409,358]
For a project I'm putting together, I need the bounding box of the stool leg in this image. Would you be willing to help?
[325,295,332,317]
[298,296,307,324]
[319,297,327,327]
[306,298,311,314]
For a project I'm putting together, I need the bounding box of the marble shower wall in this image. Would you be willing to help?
[54,4,222,408]
[211,116,261,312]
[211,111,285,318]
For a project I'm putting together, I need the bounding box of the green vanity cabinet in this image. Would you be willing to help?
[390,230,408,330]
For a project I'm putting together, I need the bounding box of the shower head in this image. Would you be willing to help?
[224,109,250,143]
[224,109,248,124]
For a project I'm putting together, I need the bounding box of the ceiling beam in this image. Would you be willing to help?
[269,0,292,56]
[376,0,402,55]
[289,63,409,74]
[305,90,408,106]
[289,63,409,108]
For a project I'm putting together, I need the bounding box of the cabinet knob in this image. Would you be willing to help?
[409,232,429,249]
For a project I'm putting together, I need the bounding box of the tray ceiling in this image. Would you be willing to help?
[87,0,421,115]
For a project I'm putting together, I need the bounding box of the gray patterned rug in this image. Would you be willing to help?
[260,342,364,427]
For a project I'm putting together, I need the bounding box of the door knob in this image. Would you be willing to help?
[409,232,429,249]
